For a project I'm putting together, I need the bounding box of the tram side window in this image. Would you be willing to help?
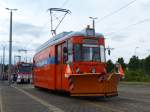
[100,45,105,62]
[68,40,73,63]
[74,44,81,61]
[92,47,100,61]
[63,42,68,64]
[57,45,61,63]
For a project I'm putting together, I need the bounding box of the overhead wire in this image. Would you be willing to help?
[104,17,150,36]
[96,0,137,23]
[60,0,70,8]
[104,17,150,51]
[97,0,150,50]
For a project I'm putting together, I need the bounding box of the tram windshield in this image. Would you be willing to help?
[74,44,105,62]
[18,64,32,73]
[18,67,32,73]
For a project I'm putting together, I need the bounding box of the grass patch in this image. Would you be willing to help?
[122,70,150,82]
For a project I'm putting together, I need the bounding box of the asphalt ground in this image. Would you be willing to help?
[0,81,150,112]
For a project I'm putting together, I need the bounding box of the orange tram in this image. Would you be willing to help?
[33,27,119,97]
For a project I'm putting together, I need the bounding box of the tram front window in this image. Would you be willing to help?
[18,66,32,73]
[82,44,100,61]
[74,44,103,62]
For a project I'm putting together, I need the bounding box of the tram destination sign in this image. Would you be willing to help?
[83,38,98,44]
[21,63,32,67]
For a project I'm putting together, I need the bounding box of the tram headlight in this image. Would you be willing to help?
[76,67,80,74]
[18,75,21,78]
[92,68,96,73]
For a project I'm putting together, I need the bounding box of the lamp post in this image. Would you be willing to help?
[2,46,5,80]
[134,46,139,56]
[6,8,18,85]
[0,56,2,80]
[14,55,21,64]
[89,17,98,36]
[18,49,28,62]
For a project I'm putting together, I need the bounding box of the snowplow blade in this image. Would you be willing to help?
[69,73,119,97]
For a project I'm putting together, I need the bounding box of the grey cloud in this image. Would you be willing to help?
[110,34,128,41]
[12,44,27,52]
[11,41,38,53]
[13,22,43,38]
[0,32,8,35]
[140,0,150,7]
[31,43,41,48]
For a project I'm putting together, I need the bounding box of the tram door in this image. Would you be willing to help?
[56,44,62,90]
[56,42,67,90]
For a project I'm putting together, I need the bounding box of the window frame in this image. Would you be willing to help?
[67,39,73,63]
[73,43,105,62]
[62,41,68,64]
[100,45,106,62]
[57,44,62,64]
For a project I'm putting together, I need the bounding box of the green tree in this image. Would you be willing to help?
[117,57,126,70]
[4,64,8,72]
[128,55,140,71]
[106,60,114,73]
[123,55,150,82]
[139,59,145,73]
[144,55,150,75]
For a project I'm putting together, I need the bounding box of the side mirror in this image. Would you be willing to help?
[108,49,111,55]
[63,47,68,53]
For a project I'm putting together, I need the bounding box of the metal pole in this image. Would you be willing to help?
[92,19,95,30]
[14,55,15,65]
[93,19,95,36]
[0,56,2,79]
[2,46,5,79]
[6,8,17,85]
[134,47,139,56]
[50,11,53,36]
[89,17,98,36]
[19,56,21,62]
[8,10,12,85]
[14,55,21,64]
[25,50,27,62]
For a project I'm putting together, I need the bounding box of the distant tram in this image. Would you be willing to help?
[33,27,119,96]
[13,62,32,83]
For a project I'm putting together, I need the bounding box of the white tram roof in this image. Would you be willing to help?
[36,29,104,53]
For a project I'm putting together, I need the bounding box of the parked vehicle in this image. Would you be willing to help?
[13,62,32,83]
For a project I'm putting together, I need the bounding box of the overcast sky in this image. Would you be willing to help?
[0,0,150,64]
